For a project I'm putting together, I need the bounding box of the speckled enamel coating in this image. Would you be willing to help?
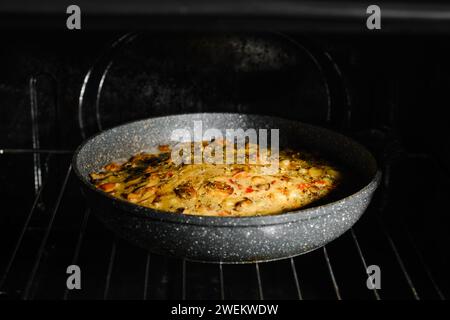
[73,113,381,263]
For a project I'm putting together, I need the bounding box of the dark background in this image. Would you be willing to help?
[0,6,449,299]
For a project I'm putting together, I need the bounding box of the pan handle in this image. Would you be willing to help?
[353,127,405,211]
[354,127,404,165]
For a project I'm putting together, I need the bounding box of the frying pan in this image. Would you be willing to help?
[73,113,380,263]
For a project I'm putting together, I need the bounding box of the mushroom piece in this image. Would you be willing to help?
[234,198,253,211]
[174,182,197,199]
[251,176,266,185]
[255,183,271,191]
[204,181,234,195]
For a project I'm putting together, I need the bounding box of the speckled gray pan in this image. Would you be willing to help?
[73,113,381,263]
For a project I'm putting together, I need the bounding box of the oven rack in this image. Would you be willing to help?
[0,147,446,300]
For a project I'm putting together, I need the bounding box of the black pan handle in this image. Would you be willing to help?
[353,127,404,167]
[353,127,405,211]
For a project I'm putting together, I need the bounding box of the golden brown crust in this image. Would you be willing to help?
[90,142,342,217]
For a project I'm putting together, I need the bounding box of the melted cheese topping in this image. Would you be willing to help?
[90,142,342,217]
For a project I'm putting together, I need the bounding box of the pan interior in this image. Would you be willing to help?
[75,113,377,198]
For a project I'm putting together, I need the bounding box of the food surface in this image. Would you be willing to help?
[90,141,342,216]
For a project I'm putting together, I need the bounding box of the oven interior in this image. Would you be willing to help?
[0,31,449,300]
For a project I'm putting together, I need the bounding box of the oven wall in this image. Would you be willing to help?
[1,33,448,157]
[1,32,449,296]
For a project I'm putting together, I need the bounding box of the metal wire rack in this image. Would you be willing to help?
[0,145,445,300]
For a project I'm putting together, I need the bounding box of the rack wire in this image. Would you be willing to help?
[0,147,445,300]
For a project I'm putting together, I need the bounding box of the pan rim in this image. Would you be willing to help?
[73,112,381,227]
